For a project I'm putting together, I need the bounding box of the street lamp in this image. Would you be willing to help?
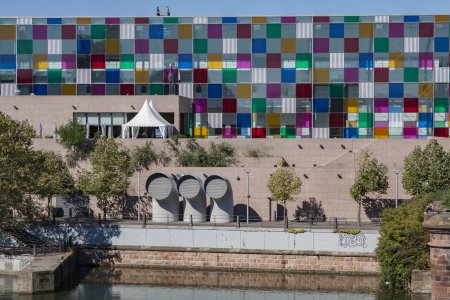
[394,171,399,208]
[246,171,250,224]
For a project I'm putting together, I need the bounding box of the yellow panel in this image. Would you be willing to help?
[359,23,373,38]
[281,39,296,53]
[345,98,359,113]
[77,18,91,24]
[135,70,149,83]
[194,127,208,138]
[0,25,16,40]
[208,54,222,69]
[374,128,389,139]
[435,15,450,22]
[61,84,76,95]
[252,17,267,23]
[105,40,120,54]
[419,83,433,98]
[313,68,329,83]
[266,113,280,128]
[33,54,48,70]
[237,84,251,98]
[178,24,192,39]
[389,53,404,69]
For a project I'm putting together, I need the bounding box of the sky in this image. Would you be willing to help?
[1,0,450,17]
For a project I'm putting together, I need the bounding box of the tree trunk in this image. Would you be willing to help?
[283,200,287,220]
[357,200,361,228]
[47,196,51,218]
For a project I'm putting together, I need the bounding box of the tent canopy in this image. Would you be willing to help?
[121,99,174,138]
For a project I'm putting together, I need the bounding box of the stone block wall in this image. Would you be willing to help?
[429,232,450,300]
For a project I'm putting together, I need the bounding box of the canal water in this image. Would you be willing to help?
[0,268,426,300]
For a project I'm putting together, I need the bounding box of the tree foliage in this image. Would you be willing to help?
[78,137,134,212]
[376,194,432,290]
[267,167,302,203]
[402,139,450,197]
[58,119,86,150]
[131,141,170,172]
[165,138,237,167]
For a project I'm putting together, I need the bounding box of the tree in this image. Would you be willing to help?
[78,137,134,217]
[350,150,389,226]
[58,119,86,150]
[402,139,450,197]
[267,167,302,220]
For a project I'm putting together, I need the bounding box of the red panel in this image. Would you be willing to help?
[434,128,449,137]
[313,16,330,22]
[237,24,251,38]
[223,98,237,113]
[193,68,208,83]
[296,84,312,98]
[120,84,134,95]
[17,69,32,84]
[267,53,281,68]
[404,98,418,113]
[344,38,359,53]
[135,17,149,24]
[252,128,266,138]
[91,54,105,69]
[329,113,344,128]
[374,68,389,82]
[62,25,76,39]
[419,23,434,37]
[164,39,178,54]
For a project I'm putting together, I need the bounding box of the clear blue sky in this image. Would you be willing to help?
[1,0,450,17]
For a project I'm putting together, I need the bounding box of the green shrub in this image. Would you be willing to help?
[245,146,271,159]
[332,229,361,235]
[375,195,432,290]
[287,228,306,234]
[58,119,86,150]
[435,188,450,208]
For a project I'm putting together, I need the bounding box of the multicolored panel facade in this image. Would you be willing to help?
[0,15,449,138]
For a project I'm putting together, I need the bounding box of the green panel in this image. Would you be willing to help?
[404,68,418,82]
[222,68,237,83]
[91,25,105,39]
[120,54,134,69]
[188,113,193,136]
[296,53,312,68]
[149,84,164,95]
[47,69,62,84]
[344,16,359,22]
[329,84,344,98]
[281,127,296,138]
[193,39,207,53]
[17,40,32,54]
[434,98,449,112]
[374,38,389,53]
[252,98,266,113]
[358,113,373,128]
[164,17,178,24]
[266,24,281,38]
[434,121,446,128]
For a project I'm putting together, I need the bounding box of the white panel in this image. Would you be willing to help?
[312,128,329,139]
[100,114,112,125]
[389,127,403,135]
[281,98,296,113]
[404,37,419,53]
[419,128,428,136]
[120,24,134,39]
[375,113,389,121]
[193,17,208,24]
[17,18,32,25]
[208,113,222,128]
[223,60,237,69]
[1,84,16,96]
[435,113,446,122]
[296,22,312,38]
[48,39,62,55]
[252,68,266,83]
[282,59,295,68]
[48,61,62,69]
[434,67,450,83]
[359,83,374,98]
[348,113,358,121]
[329,53,344,68]
[87,113,98,125]
[150,54,164,69]
[222,38,237,54]
[76,69,91,84]
[359,128,368,135]
[179,83,193,98]
[374,16,389,23]
[375,58,388,68]
[300,128,310,135]
[389,113,403,127]
[404,113,417,122]
[112,113,125,125]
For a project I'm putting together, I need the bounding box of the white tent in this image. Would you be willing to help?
[121,99,175,139]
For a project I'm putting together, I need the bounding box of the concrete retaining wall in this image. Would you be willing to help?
[0,255,32,274]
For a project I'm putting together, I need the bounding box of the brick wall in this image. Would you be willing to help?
[78,247,380,275]
[429,232,450,300]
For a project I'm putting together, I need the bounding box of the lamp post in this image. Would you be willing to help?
[137,171,141,221]
[246,171,250,224]
[394,171,399,208]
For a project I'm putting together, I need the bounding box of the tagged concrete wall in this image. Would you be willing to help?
[0,255,32,273]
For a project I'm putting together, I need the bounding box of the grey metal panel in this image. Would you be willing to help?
[205,178,227,199]
[179,178,200,199]
[147,176,172,200]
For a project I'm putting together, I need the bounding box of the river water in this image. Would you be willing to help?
[0,268,427,300]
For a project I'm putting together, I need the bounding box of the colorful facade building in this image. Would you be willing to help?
[0,15,450,138]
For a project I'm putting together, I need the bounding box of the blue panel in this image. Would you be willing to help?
[418,113,433,127]
[106,70,120,83]
[208,84,222,98]
[434,37,449,52]
[47,18,62,24]
[252,39,266,53]
[178,54,192,69]
[404,16,420,22]
[222,17,237,24]
[313,98,329,113]
[359,53,373,68]
[33,84,47,95]
[149,24,164,39]
[345,128,358,138]
[237,113,251,128]
[77,40,91,54]
[281,68,295,83]
[389,83,403,98]
[0,55,16,69]
[389,106,402,113]
[329,23,344,38]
